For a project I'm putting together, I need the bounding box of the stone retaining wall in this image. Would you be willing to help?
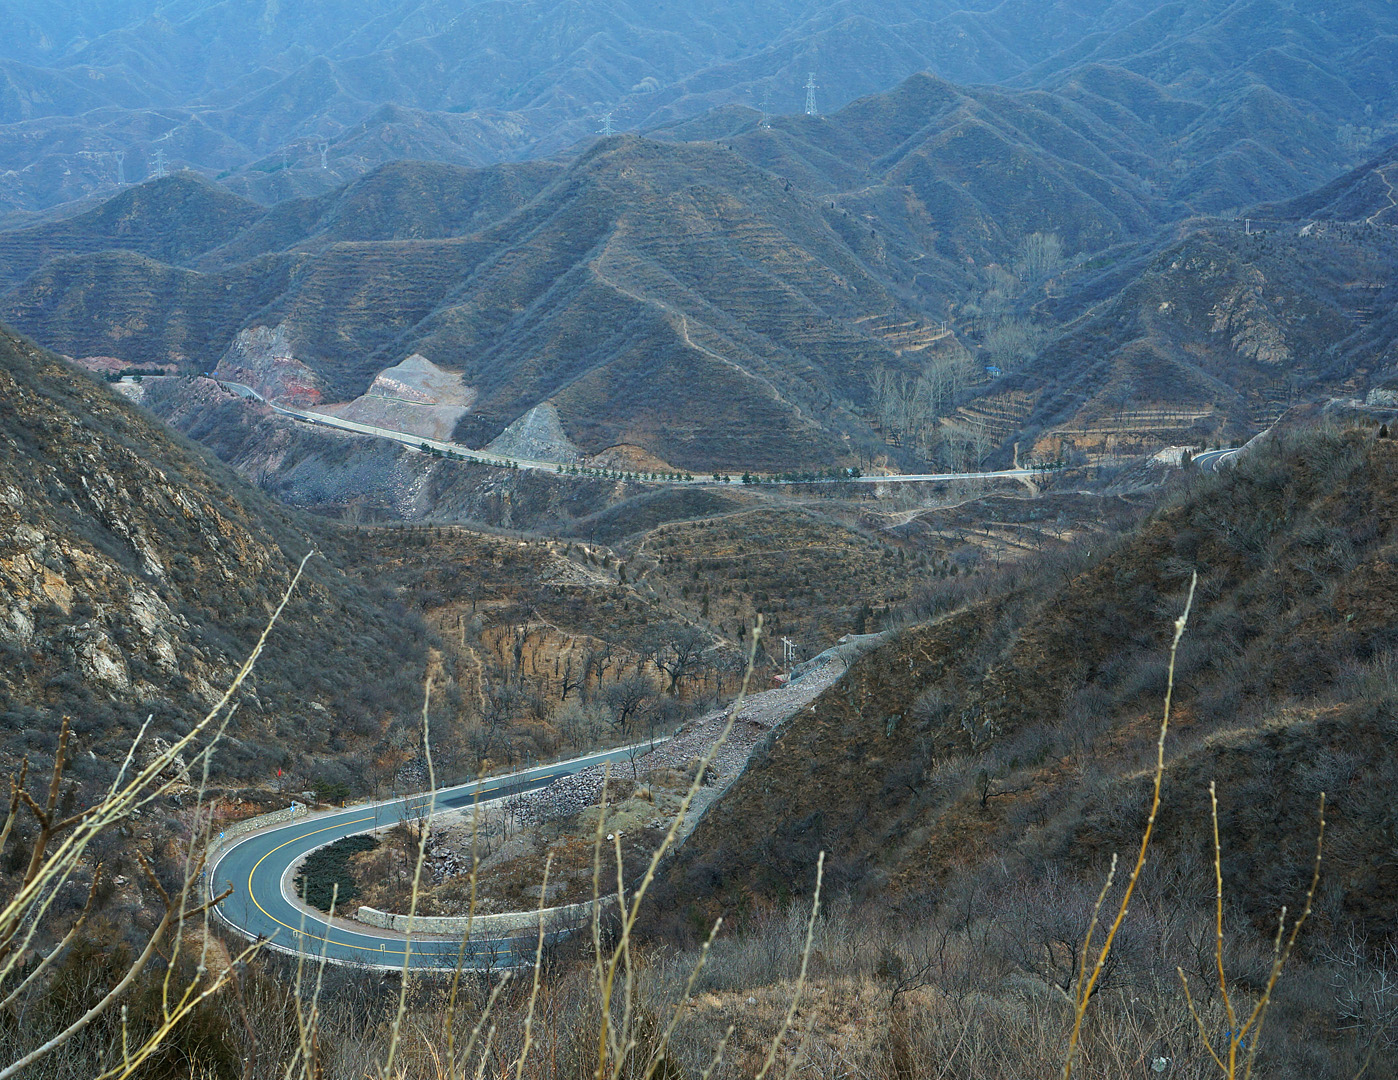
[204,803,311,887]
[212,801,308,850]
[355,898,606,938]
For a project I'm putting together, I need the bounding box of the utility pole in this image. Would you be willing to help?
[598,111,616,137]
[804,73,819,117]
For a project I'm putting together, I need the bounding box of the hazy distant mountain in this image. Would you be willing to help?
[2,0,1395,221]
[5,49,1398,474]
[0,146,948,471]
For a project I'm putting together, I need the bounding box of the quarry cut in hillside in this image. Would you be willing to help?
[314,353,478,441]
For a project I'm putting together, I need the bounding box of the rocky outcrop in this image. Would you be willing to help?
[1208,267,1292,365]
[216,324,327,406]
[484,403,581,464]
[0,325,431,779]
[314,354,476,440]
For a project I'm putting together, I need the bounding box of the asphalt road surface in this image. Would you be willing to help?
[213,380,1038,486]
[209,744,652,970]
[1192,448,1241,472]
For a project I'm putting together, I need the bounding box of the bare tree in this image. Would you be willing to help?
[559,653,585,701]
[602,672,655,733]
[644,623,710,695]
[584,641,617,690]
[1014,231,1064,282]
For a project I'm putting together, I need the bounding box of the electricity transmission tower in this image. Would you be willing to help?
[804,73,819,117]
[113,151,126,186]
[319,142,329,170]
[759,85,773,129]
[152,147,168,178]
[597,111,616,137]
[781,636,798,668]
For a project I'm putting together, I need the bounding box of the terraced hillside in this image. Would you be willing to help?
[661,422,1398,995]
[1011,219,1398,462]
[6,47,1398,480]
[3,0,1395,220]
[0,146,949,472]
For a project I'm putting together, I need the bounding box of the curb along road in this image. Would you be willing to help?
[209,742,657,971]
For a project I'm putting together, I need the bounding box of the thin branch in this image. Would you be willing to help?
[1063,571,1196,1079]
[755,850,825,1080]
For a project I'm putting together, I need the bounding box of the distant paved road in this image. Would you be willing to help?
[1192,448,1241,472]
[210,744,651,970]
[214,380,1039,487]
[852,468,1036,484]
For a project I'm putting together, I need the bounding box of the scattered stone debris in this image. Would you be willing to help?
[514,655,848,826]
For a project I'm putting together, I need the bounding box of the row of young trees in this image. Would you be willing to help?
[418,443,519,470]
[740,467,862,484]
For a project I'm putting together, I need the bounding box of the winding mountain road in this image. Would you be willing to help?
[209,744,652,971]
[1192,447,1242,472]
[213,380,1038,486]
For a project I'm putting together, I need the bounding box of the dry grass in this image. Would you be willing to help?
[0,554,1378,1078]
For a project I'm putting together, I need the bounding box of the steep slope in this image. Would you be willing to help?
[662,423,1398,944]
[0,325,433,785]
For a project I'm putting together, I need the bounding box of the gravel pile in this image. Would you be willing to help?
[515,656,847,825]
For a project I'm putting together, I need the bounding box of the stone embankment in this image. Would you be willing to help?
[354,898,606,937]
[206,801,310,865]
[512,642,872,826]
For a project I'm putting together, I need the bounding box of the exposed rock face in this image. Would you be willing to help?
[484,403,581,464]
[1209,268,1293,365]
[215,324,327,406]
[314,354,476,440]
[365,354,475,407]
[0,325,431,779]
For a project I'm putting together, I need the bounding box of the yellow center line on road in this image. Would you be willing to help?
[239,764,603,958]
[247,816,410,956]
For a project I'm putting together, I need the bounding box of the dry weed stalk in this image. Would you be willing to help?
[1063,568,1328,1079]
[592,616,771,1080]
[1176,783,1324,1079]
[0,551,317,1078]
[1062,571,1197,1080]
